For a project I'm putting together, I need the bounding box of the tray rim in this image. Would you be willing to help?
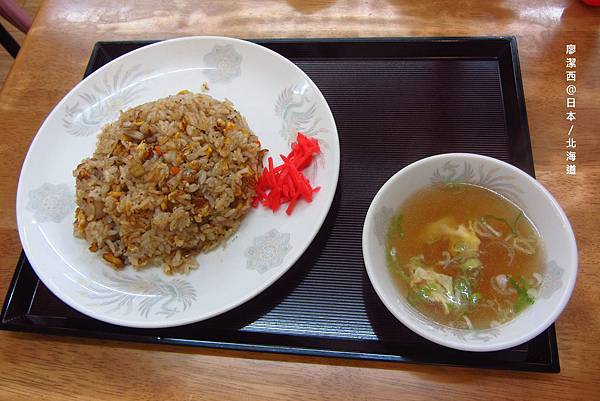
[1,36,556,373]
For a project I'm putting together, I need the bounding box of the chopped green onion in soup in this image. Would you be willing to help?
[385,183,544,330]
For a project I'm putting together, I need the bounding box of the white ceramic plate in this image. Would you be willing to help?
[16,36,340,328]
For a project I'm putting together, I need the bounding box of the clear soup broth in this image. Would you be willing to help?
[386,183,544,330]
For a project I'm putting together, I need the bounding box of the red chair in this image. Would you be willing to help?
[0,0,32,58]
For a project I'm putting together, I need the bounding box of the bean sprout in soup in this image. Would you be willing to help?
[385,183,544,330]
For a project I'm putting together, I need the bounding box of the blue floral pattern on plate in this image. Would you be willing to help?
[63,64,149,136]
[203,44,242,82]
[275,84,329,144]
[26,183,73,223]
[84,272,197,318]
[275,84,329,181]
[245,229,292,273]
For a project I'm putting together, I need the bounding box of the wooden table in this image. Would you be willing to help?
[1,0,598,399]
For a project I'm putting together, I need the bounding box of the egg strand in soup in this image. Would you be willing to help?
[386,183,544,330]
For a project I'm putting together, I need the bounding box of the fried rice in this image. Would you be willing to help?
[73,92,263,274]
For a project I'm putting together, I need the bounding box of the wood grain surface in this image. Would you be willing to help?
[1,1,599,400]
[0,0,42,88]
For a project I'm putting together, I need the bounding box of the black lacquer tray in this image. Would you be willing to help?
[1,37,559,372]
